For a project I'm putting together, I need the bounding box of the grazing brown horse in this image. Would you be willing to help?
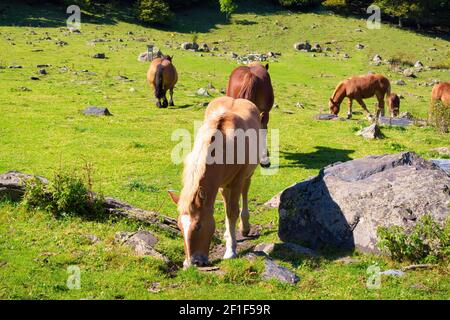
[147,55,178,108]
[226,62,274,167]
[387,93,400,117]
[429,82,450,121]
[329,74,391,121]
[168,97,262,268]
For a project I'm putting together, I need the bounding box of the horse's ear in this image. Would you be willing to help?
[260,112,269,125]
[265,63,269,70]
[168,190,180,205]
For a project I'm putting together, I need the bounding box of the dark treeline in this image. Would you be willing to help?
[19,0,450,29]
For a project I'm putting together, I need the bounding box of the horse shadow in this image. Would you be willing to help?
[280,146,354,170]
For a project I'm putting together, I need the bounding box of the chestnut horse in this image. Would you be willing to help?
[429,82,450,121]
[387,93,400,117]
[169,97,262,268]
[329,74,391,120]
[147,55,178,108]
[226,62,274,167]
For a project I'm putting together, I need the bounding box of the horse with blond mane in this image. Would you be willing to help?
[329,73,392,120]
[147,55,178,108]
[429,82,450,122]
[168,97,262,268]
[226,62,274,167]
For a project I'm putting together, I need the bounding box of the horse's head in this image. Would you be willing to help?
[163,55,173,62]
[329,98,340,115]
[169,189,214,268]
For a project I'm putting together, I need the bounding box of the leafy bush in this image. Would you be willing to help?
[277,0,324,9]
[429,100,449,134]
[136,0,173,24]
[219,0,237,20]
[22,169,104,218]
[377,215,449,263]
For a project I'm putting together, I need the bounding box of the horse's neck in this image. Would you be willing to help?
[332,83,347,104]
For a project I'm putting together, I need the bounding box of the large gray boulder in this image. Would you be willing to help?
[278,152,450,253]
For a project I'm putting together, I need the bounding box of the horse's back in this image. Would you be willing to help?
[147,57,177,87]
[432,82,450,105]
[206,96,260,130]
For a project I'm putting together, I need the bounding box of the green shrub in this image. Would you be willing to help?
[429,101,449,134]
[277,0,324,9]
[22,169,104,218]
[136,0,173,25]
[377,215,449,263]
[219,0,237,20]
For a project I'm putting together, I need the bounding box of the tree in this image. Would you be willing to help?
[219,0,237,21]
[136,0,172,24]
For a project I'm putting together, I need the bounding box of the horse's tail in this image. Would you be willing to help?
[385,80,392,111]
[237,71,258,103]
[154,64,164,99]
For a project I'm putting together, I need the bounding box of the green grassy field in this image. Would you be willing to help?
[0,1,449,299]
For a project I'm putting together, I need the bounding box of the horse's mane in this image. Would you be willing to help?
[331,81,346,103]
[237,69,258,102]
[177,107,228,214]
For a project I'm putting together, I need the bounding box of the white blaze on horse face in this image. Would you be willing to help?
[180,214,191,259]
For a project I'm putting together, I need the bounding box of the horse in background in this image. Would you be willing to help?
[329,74,391,121]
[429,82,450,121]
[169,97,262,268]
[147,55,178,108]
[226,62,274,168]
[387,93,400,117]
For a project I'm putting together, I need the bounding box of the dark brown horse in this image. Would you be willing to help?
[147,55,178,108]
[429,82,450,122]
[226,62,274,167]
[387,93,400,117]
[329,74,391,121]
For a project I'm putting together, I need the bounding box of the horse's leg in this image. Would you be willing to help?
[221,187,240,259]
[376,93,385,121]
[239,178,252,237]
[162,90,168,108]
[356,98,374,121]
[347,99,353,119]
[169,88,174,106]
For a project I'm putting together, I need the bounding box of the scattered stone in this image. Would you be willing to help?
[68,27,81,34]
[30,76,40,80]
[379,269,405,277]
[378,116,413,127]
[357,123,383,139]
[196,88,211,97]
[36,64,50,68]
[230,52,239,59]
[181,42,199,51]
[115,230,169,262]
[334,256,360,265]
[315,114,338,120]
[295,102,304,109]
[18,86,31,92]
[399,111,413,120]
[282,109,294,114]
[55,40,68,46]
[88,38,108,45]
[82,106,112,116]
[129,87,136,92]
[278,152,450,253]
[8,65,22,69]
[343,53,350,59]
[356,43,365,50]
[262,258,299,284]
[38,68,47,75]
[414,61,424,68]
[198,43,210,52]
[402,264,435,272]
[372,54,382,65]
[92,53,106,59]
[311,43,322,53]
[84,234,100,244]
[237,53,268,64]
[293,41,311,52]
[403,68,416,78]
[395,79,406,86]
[355,28,363,32]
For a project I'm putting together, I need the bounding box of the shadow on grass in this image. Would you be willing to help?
[280,146,354,169]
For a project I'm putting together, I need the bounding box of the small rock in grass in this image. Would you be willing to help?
[431,147,450,155]
[262,258,300,284]
[92,53,106,59]
[315,114,338,120]
[82,106,112,116]
[196,88,211,97]
[379,269,405,277]
[84,234,100,244]
[356,43,365,50]
[30,76,40,80]
[357,123,384,139]
[395,80,406,86]
[38,68,47,75]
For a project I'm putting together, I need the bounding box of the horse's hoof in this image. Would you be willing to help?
[223,250,237,260]
[347,113,352,120]
[156,102,162,108]
[162,101,168,108]
[169,101,174,107]
[260,161,271,168]
[240,228,250,237]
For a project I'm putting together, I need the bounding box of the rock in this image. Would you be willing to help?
[372,54,382,65]
[230,52,239,59]
[357,123,383,139]
[36,64,50,68]
[55,40,68,46]
[311,43,322,53]
[264,191,283,208]
[334,256,359,265]
[315,114,338,120]
[414,61,424,68]
[181,42,199,51]
[295,102,304,109]
[278,152,450,253]
[68,27,81,34]
[82,106,112,116]
[237,53,268,64]
[343,53,350,59]
[254,243,275,255]
[196,88,211,97]
[198,43,210,52]
[293,41,311,52]
[379,269,405,277]
[431,159,450,172]
[262,258,299,284]
[8,65,22,69]
[0,171,47,201]
[399,111,413,120]
[395,80,406,86]
[356,43,365,50]
[403,68,416,78]
[84,234,100,244]
[38,68,47,75]
[355,28,363,32]
[30,76,40,80]
[378,116,413,127]
[92,53,106,59]
[129,87,136,92]
[115,230,169,262]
